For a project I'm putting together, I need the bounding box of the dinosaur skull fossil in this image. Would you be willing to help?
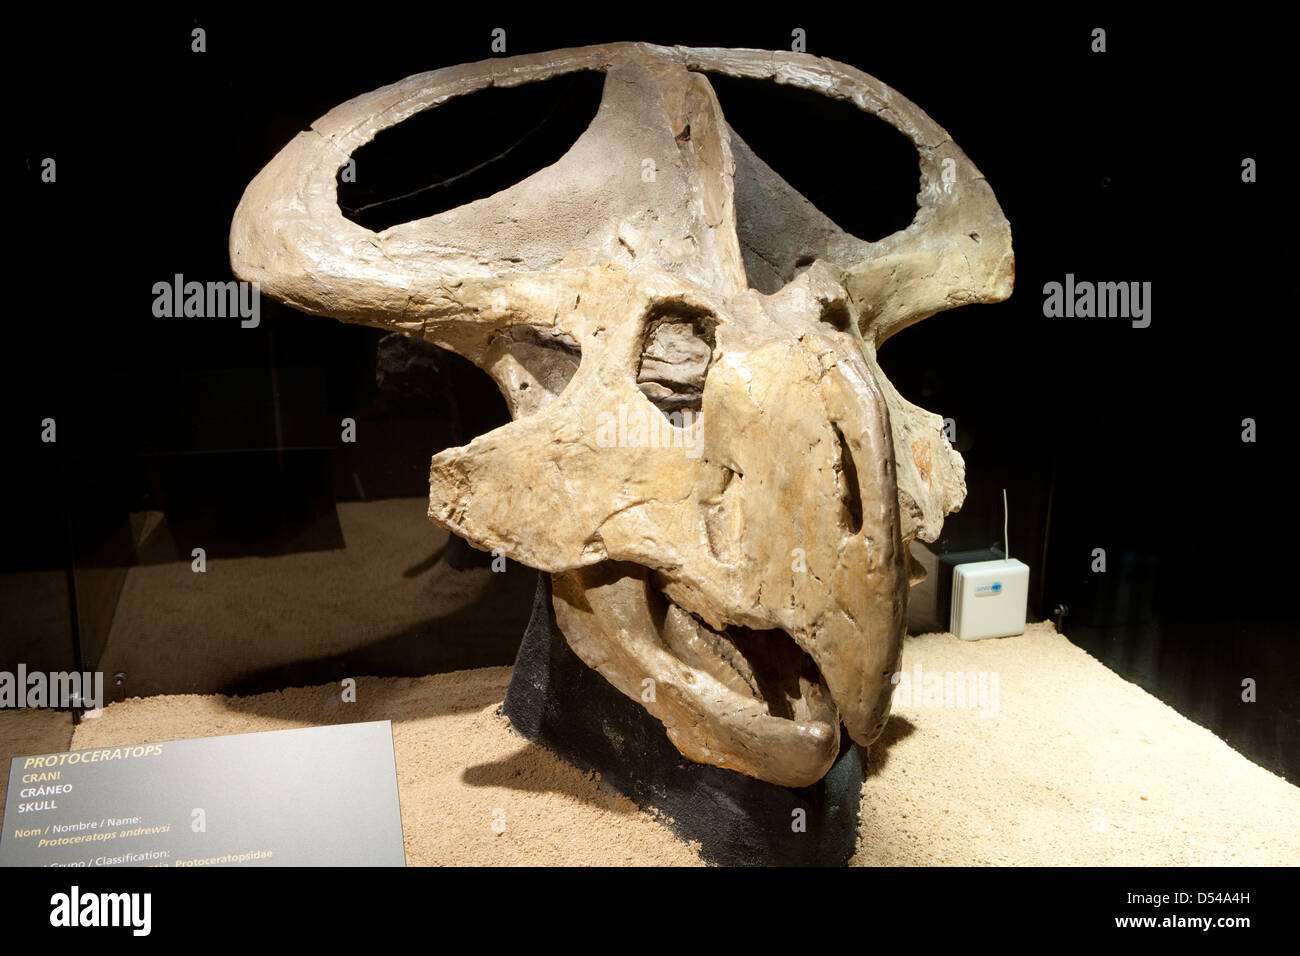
[230,43,1013,787]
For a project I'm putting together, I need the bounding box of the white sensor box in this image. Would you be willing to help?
[950,558,1029,640]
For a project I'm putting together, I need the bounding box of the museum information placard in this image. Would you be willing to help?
[0,721,405,867]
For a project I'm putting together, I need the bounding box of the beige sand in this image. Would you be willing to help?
[4,621,1296,865]
[0,710,73,802]
[856,623,1298,865]
[96,499,535,697]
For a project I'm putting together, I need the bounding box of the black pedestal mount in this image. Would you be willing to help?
[501,573,866,866]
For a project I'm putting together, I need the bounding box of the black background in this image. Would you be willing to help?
[4,9,1294,782]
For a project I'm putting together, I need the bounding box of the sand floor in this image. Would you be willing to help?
[3,621,1296,865]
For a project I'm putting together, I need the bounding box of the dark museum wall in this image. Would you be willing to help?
[3,11,1293,780]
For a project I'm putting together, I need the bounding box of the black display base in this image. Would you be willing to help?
[502,573,866,866]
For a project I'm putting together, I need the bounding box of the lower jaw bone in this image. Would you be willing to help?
[551,562,842,788]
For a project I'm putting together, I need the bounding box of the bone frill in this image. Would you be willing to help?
[231,42,1013,787]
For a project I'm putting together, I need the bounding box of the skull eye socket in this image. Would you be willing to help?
[636,301,717,421]
[336,71,605,232]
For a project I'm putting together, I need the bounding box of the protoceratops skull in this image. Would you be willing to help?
[230,43,1012,788]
